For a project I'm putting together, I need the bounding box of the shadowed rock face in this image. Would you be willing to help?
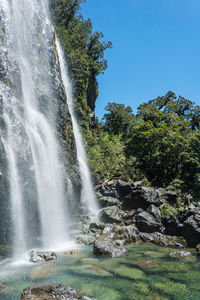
[21,283,96,300]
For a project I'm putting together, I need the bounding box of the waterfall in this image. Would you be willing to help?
[0,0,71,256]
[56,39,99,217]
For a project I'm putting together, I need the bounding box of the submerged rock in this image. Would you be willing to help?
[28,250,57,263]
[21,283,96,300]
[64,250,82,256]
[169,251,191,259]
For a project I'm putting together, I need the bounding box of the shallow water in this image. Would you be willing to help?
[0,243,199,300]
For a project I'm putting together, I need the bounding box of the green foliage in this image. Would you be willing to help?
[88,130,126,180]
[102,102,134,136]
[87,92,200,201]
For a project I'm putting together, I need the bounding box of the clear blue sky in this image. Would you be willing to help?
[81,0,200,119]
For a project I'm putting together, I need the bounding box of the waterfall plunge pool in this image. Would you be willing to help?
[0,243,199,300]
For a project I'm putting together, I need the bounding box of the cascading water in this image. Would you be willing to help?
[56,39,99,217]
[0,0,72,256]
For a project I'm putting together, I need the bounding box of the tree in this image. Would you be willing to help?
[102,102,134,137]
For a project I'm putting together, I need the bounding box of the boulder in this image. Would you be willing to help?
[147,204,161,222]
[178,204,200,223]
[21,283,96,300]
[182,213,200,247]
[163,190,178,204]
[135,211,164,233]
[97,196,121,208]
[28,251,57,263]
[98,206,125,224]
[162,215,183,236]
[93,239,127,257]
[102,224,140,245]
[119,185,164,210]
[97,181,119,198]
[139,232,184,248]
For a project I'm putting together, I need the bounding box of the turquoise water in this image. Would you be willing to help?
[0,243,199,300]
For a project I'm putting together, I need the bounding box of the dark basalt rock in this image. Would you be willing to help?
[182,213,200,247]
[21,283,96,300]
[93,239,128,257]
[118,184,164,210]
[159,189,178,204]
[169,251,191,259]
[28,250,57,263]
[135,211,164,233]
[178,204,200,223]
[162,215,183,236]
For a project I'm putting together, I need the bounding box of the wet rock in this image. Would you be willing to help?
[169,251,191,259]
[162,215,183,236]
[28,250,57,263]
[182,213,200,247]
[93,239,127,257]
[135,211,164,233]
[98,206,125,224]
[139,232,184,247]
[101,224,140,245]
[21,283,96,300]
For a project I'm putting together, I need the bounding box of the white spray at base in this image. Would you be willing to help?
[56,39,99,217]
